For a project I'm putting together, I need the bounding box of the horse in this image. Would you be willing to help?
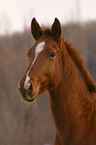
[19,18,96,145]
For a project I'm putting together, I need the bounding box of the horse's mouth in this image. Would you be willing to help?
[23,93,38,102]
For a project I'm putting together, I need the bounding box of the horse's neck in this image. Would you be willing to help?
[48,56,95,139]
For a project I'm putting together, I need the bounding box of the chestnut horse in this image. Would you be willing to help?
[19,18,96,145]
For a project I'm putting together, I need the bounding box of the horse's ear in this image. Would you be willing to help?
[51,18,61,41]
[31,18,43,40]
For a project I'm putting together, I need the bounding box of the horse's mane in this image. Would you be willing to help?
[62,38,96,94]
[42,28,96,94]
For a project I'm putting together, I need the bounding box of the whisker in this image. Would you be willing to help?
[15,87,39,111]
[31,99,39,110]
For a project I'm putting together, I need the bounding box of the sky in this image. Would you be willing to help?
[0,0,96,35]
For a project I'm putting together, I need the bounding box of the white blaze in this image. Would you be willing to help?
[24,75,30,89]
[24,41,45,89]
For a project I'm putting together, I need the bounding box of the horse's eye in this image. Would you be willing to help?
[49,52,55,58]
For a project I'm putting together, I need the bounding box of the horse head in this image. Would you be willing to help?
[19,18,63,102]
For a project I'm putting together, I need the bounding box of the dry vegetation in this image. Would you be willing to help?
[0,21,96,145]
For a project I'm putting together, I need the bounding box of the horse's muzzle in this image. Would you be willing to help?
[19,82,33,97]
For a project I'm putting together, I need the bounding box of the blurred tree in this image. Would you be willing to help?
[85,21,96,80]
[62,22,87,61]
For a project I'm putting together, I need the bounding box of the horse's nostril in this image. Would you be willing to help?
[28,83,32,91]
[19,86,22,93]
[26,83,33,95]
